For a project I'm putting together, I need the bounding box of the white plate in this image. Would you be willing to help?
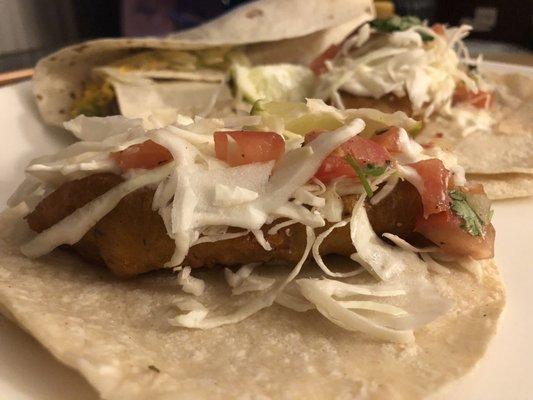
[0,62,532,400]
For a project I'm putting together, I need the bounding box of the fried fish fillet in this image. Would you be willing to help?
[26,173,423,278]
[341,92,414,116]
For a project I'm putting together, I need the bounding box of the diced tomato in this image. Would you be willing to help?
[214,131,285,167]
[305,131,390,183]
[110,140,173,172]
[431,23,446,35]
[409,159,450,217]
[372,126,402,153]
[415,208,495,259]
[468,91,492,108]
[452,83,492,109]
[309,44,341,75]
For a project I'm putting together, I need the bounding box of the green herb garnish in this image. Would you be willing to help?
[409,121,423,137]
[370,16,434,41]
[250,99,266,115]
[370,15,422,32]
[449,189,484,236]
[417,30,435,42]
[344,155,374,198]
[363,163,388,176]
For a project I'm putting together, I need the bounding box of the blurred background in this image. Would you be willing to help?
[0,0,531,74]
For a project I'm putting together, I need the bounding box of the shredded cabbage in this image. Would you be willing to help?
[251,229,272,251]
[224,263,275,295]
[13,100,471,342]
[177,266,206,296]
[321,181,344,222]
[312,220,363,278]
[21,163,174,258]
[382,233,439,253]
[349,194,427,281]
[318,23,484,119]
[267,219,298,235]
[370,173,399,205]
[297,278,415,343]
[193,230,249,245]
[169,225,315,329]
[337,300,408,316]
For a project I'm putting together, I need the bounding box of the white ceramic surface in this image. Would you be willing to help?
[0,62,532,399]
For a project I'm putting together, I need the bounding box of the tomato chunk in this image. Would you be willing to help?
[452,83,492,109]
[409,159,450,217]
[415,209,495,259]
[372,126,402,153]
[431,23,446,35]
[306,131,390,183]
[214,131,285,167]
[310,44,341,75]
[110,140,173,172]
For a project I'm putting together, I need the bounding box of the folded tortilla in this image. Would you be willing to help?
[0,216,505,400]
[415,71,533,200]
[33,0,374,127]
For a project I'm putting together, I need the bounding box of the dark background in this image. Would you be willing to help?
[0,0,531,72]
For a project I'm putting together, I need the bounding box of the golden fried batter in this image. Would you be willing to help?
[341,92,414,116]
[26,173,422,278]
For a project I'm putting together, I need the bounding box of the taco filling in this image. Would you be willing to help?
[6,100,495,343]
[70,47,241,119]
[313,16,493,122]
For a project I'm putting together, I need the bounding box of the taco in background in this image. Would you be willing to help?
[1,99,504,399]
[313,16,533,200]
[33,0,374,126]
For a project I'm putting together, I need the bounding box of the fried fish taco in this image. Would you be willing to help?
[1,100,504,399]
[33,0,374,126]
[312,16,533,199]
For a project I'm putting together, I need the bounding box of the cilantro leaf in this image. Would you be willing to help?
[416,30,435,42]
[449,189,484,236]
[344,155,374,198]
[370,16,434,41]
[363,163,388,177]
[370,16,422,32]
